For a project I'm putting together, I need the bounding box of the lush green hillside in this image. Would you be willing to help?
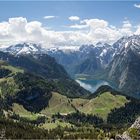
[41,92,76,116]
[0,52,69,79]
[0,51,90,98]
[0,60,24,98]
[0,59,90,114]
[41,91,129,120]
[0,56,137,139]
[0,61,56,112]
[9,90,129,122]
[12,103,39,121]
[78,92,128,119]
[0,61,130,121]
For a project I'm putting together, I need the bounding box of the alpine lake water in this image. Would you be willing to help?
[75,78,110,93]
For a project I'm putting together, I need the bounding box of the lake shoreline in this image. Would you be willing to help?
[75,79,110,93]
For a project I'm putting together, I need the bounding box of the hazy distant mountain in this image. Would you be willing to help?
[0,42,115,77]
[74,49,101,75]
[47,43,114,76]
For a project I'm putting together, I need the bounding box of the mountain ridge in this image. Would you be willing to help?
[1,35,140,98]
[107,35,140,98]
[0,51,90,99]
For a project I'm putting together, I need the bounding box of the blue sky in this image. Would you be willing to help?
[0,1,140,30]
[0,1,140,47]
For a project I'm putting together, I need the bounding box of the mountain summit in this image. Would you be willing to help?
[0,43,47,55]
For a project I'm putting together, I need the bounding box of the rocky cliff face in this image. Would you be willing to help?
[116,117,140,140]
[107,35,140,98]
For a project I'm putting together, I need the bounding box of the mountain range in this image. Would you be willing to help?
[1,35,140,98]
[47,43,114,76]
[0,42,114,76]
[47,35,140,98]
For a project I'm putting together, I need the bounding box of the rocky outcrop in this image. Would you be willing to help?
[131,117,140,129]
[116,132,132,140]
[116,117,140,140]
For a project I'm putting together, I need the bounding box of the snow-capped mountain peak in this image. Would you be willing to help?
[112,35,140,57]
[0,42,47,55]
[95,42,110,48]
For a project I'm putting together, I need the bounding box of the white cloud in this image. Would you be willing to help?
[82,19,108,29]
[77,18,133,44]
[122,20,132,28]
[134,4,140,8]
[44,16,57,19]
[0,17,139,48]
[135,25,140,35]
[69,24,88,29]
[69,16,80,21]
[0,22,10,36]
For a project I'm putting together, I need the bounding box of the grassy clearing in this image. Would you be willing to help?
[41,92,129,120]
[78,92,129,119]
[41,92,76,116]
[12,92,129,121]
[12,103,39,121]
[71,98,89,110]
[1,65,24,74]
[12,102,73,129]
[0,62,24,97]
[41,120,72,130]
[0,77,20,97]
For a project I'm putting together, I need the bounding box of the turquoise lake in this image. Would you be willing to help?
[76,79,110,93]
